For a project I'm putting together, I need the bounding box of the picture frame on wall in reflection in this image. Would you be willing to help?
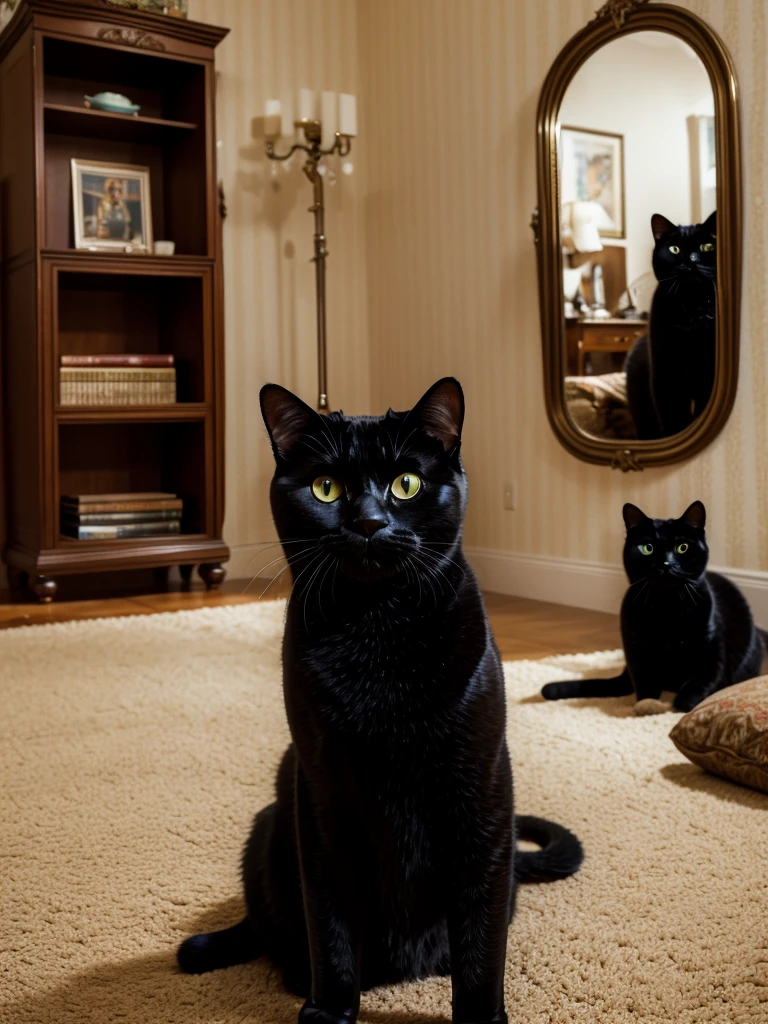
[560,126,625,239]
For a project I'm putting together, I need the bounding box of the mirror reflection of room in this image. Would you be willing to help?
[559,31,716,441]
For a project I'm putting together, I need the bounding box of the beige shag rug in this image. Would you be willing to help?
[3,602,768,1024]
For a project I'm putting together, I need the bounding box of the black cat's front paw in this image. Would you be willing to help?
[298,1001,356,1024]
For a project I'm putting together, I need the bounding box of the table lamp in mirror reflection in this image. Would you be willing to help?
[561,200,611,320]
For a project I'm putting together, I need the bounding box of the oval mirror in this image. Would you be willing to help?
[534,1,741,471]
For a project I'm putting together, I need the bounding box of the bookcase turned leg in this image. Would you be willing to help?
[179,564,195,585]
[199,563,225,590]
[30,576,57,603]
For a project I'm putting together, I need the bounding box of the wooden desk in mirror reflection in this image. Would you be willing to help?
[566,318,647,376]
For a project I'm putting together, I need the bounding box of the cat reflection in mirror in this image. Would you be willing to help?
[624,211,717,439]
[178,378,583,1024]
[541,501,764,714]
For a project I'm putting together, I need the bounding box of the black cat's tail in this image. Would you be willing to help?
[177,917,263,974]
[515,815,584,881]
[541,669,633,701]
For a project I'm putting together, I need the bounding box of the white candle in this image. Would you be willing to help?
[299,88,317,122]
[321,90,337,149]
[262,99,281,140]
[280,94,294,138]
[339,93,357,136]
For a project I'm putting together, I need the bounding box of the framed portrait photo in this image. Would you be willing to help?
[559,126,625,239]
[71,159,153,252]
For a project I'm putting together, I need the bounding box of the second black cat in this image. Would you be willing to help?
[541,501,764,712]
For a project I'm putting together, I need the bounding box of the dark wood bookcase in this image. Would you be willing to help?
[0,0,229,601]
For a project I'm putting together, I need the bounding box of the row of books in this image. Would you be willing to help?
[60,492,183,540]
[59,354,176,406]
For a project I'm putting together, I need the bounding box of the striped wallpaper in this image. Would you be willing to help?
[191,0,768,583]
[190,0,369,581]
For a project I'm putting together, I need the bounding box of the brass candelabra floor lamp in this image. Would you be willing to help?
[265,116,354,412]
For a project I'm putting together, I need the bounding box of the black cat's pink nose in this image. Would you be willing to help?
[355,517,387,537]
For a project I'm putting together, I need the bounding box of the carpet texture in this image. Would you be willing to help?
[3,602,767,1024]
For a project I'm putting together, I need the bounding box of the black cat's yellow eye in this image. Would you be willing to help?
[676,542,689,554]
[700,242,714,252]
[639,543,654,555]
[669,245,681,255]
[391,472,421,500]
[311,476,342,503]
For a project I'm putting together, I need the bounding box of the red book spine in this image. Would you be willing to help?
[60,354,175,367]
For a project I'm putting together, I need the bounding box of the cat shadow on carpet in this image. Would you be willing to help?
[5,896,450,1024]
[3,947,301,1024]
[660,763,768,808]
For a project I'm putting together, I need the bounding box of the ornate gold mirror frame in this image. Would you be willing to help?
[534,0,741,472]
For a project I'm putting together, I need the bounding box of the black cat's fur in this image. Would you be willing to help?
[177,378,583,1024]
[625,211,717,439]
[542,501,764,712]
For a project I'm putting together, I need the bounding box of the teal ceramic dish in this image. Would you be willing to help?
[84,92,141,115]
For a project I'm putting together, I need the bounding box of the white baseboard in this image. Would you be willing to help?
[466,547,768,629]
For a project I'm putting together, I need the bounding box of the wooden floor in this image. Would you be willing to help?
[0,577,620,659]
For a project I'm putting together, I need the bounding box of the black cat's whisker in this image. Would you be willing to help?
[301,555,333,633]
[631,580,649,606]
[416,549,462,595]
[331,557,340,608]
[244,547,315,594]
[299,436,336,463]
[316,556,338,622]
[419,546,465,578]
[405,555,424,608]
[243,539,318,573]
[255,548,318,600]
[393,425,420,461]
[285,551,327,611]
[409,552,446,606]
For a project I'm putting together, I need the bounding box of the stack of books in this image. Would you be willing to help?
[60,492,183,540]
[59,354,176,406]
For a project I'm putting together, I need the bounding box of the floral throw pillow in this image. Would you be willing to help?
[669,676,768,794]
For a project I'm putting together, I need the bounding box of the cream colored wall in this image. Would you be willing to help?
[358,0,768,576]
[191,0,767,589]
[189,0,370,579]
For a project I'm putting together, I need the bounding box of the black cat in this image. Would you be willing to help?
[178,378,583,1024]
[624,211,717,439]
[542,501,764,713]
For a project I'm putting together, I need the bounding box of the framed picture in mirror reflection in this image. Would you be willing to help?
[560,126,625,239]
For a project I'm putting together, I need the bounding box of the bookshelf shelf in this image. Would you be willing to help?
[58,533,209,548]
[55,403,210,423]
[0,1,229,601]
[44,103,198,144]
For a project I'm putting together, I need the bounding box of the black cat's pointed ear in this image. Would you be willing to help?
[651,213,676,240]
[681,500,706,530]
[623,503,649,530]
[703,210,716,238]
[259,384,323,460]
[408,377,465,452]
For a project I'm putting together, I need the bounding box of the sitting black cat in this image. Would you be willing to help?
[177,378,583,1024]
[542,501,764,713]
[624,211,717,439]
